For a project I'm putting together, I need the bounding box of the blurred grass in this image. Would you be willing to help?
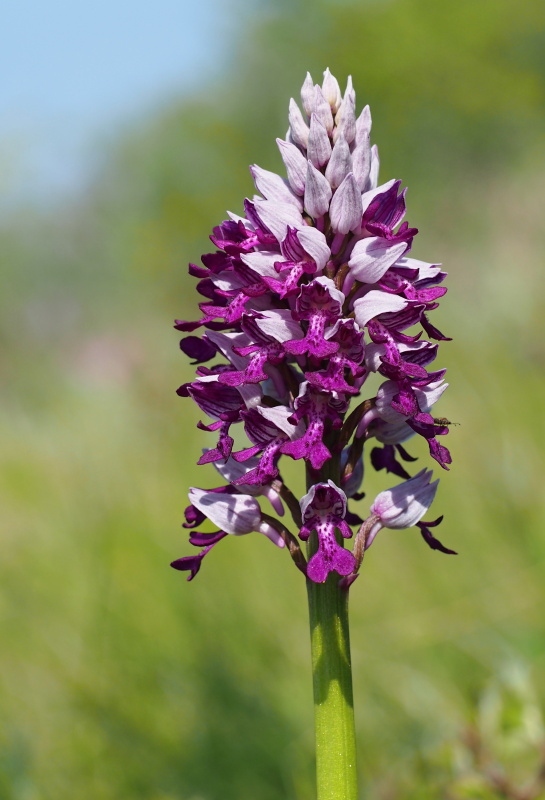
[1,0,545,797]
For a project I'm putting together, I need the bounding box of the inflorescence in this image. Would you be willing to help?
[171,69,456,586]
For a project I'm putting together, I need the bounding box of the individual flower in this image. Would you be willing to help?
[299,481,356,583]
[369,469,439,532]
[352,469,455,558]
[171,488,285,581]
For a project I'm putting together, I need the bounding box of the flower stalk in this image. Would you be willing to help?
[307,571,357,800]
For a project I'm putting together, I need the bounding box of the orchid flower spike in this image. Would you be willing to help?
[172,68,454,584]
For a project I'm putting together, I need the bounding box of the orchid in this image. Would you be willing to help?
[171,68,455,800]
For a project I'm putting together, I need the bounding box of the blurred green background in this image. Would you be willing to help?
[2,0,545,797]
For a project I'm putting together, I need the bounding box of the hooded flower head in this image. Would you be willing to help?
[370,469,439,531]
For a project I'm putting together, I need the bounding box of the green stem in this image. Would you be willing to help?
[307,574,358,799]
[306,459,358,800]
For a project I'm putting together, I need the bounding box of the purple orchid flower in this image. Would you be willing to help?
[299,481,356,583]
[171,489,285,580]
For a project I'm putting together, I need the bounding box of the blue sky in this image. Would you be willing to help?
[1,0,233,204]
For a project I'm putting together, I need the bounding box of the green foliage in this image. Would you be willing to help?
[1,0,545,797]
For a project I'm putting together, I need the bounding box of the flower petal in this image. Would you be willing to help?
[189,487,262,535]
[353,290,409,328]
[329,173,362,234]
[348,237,408,284]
